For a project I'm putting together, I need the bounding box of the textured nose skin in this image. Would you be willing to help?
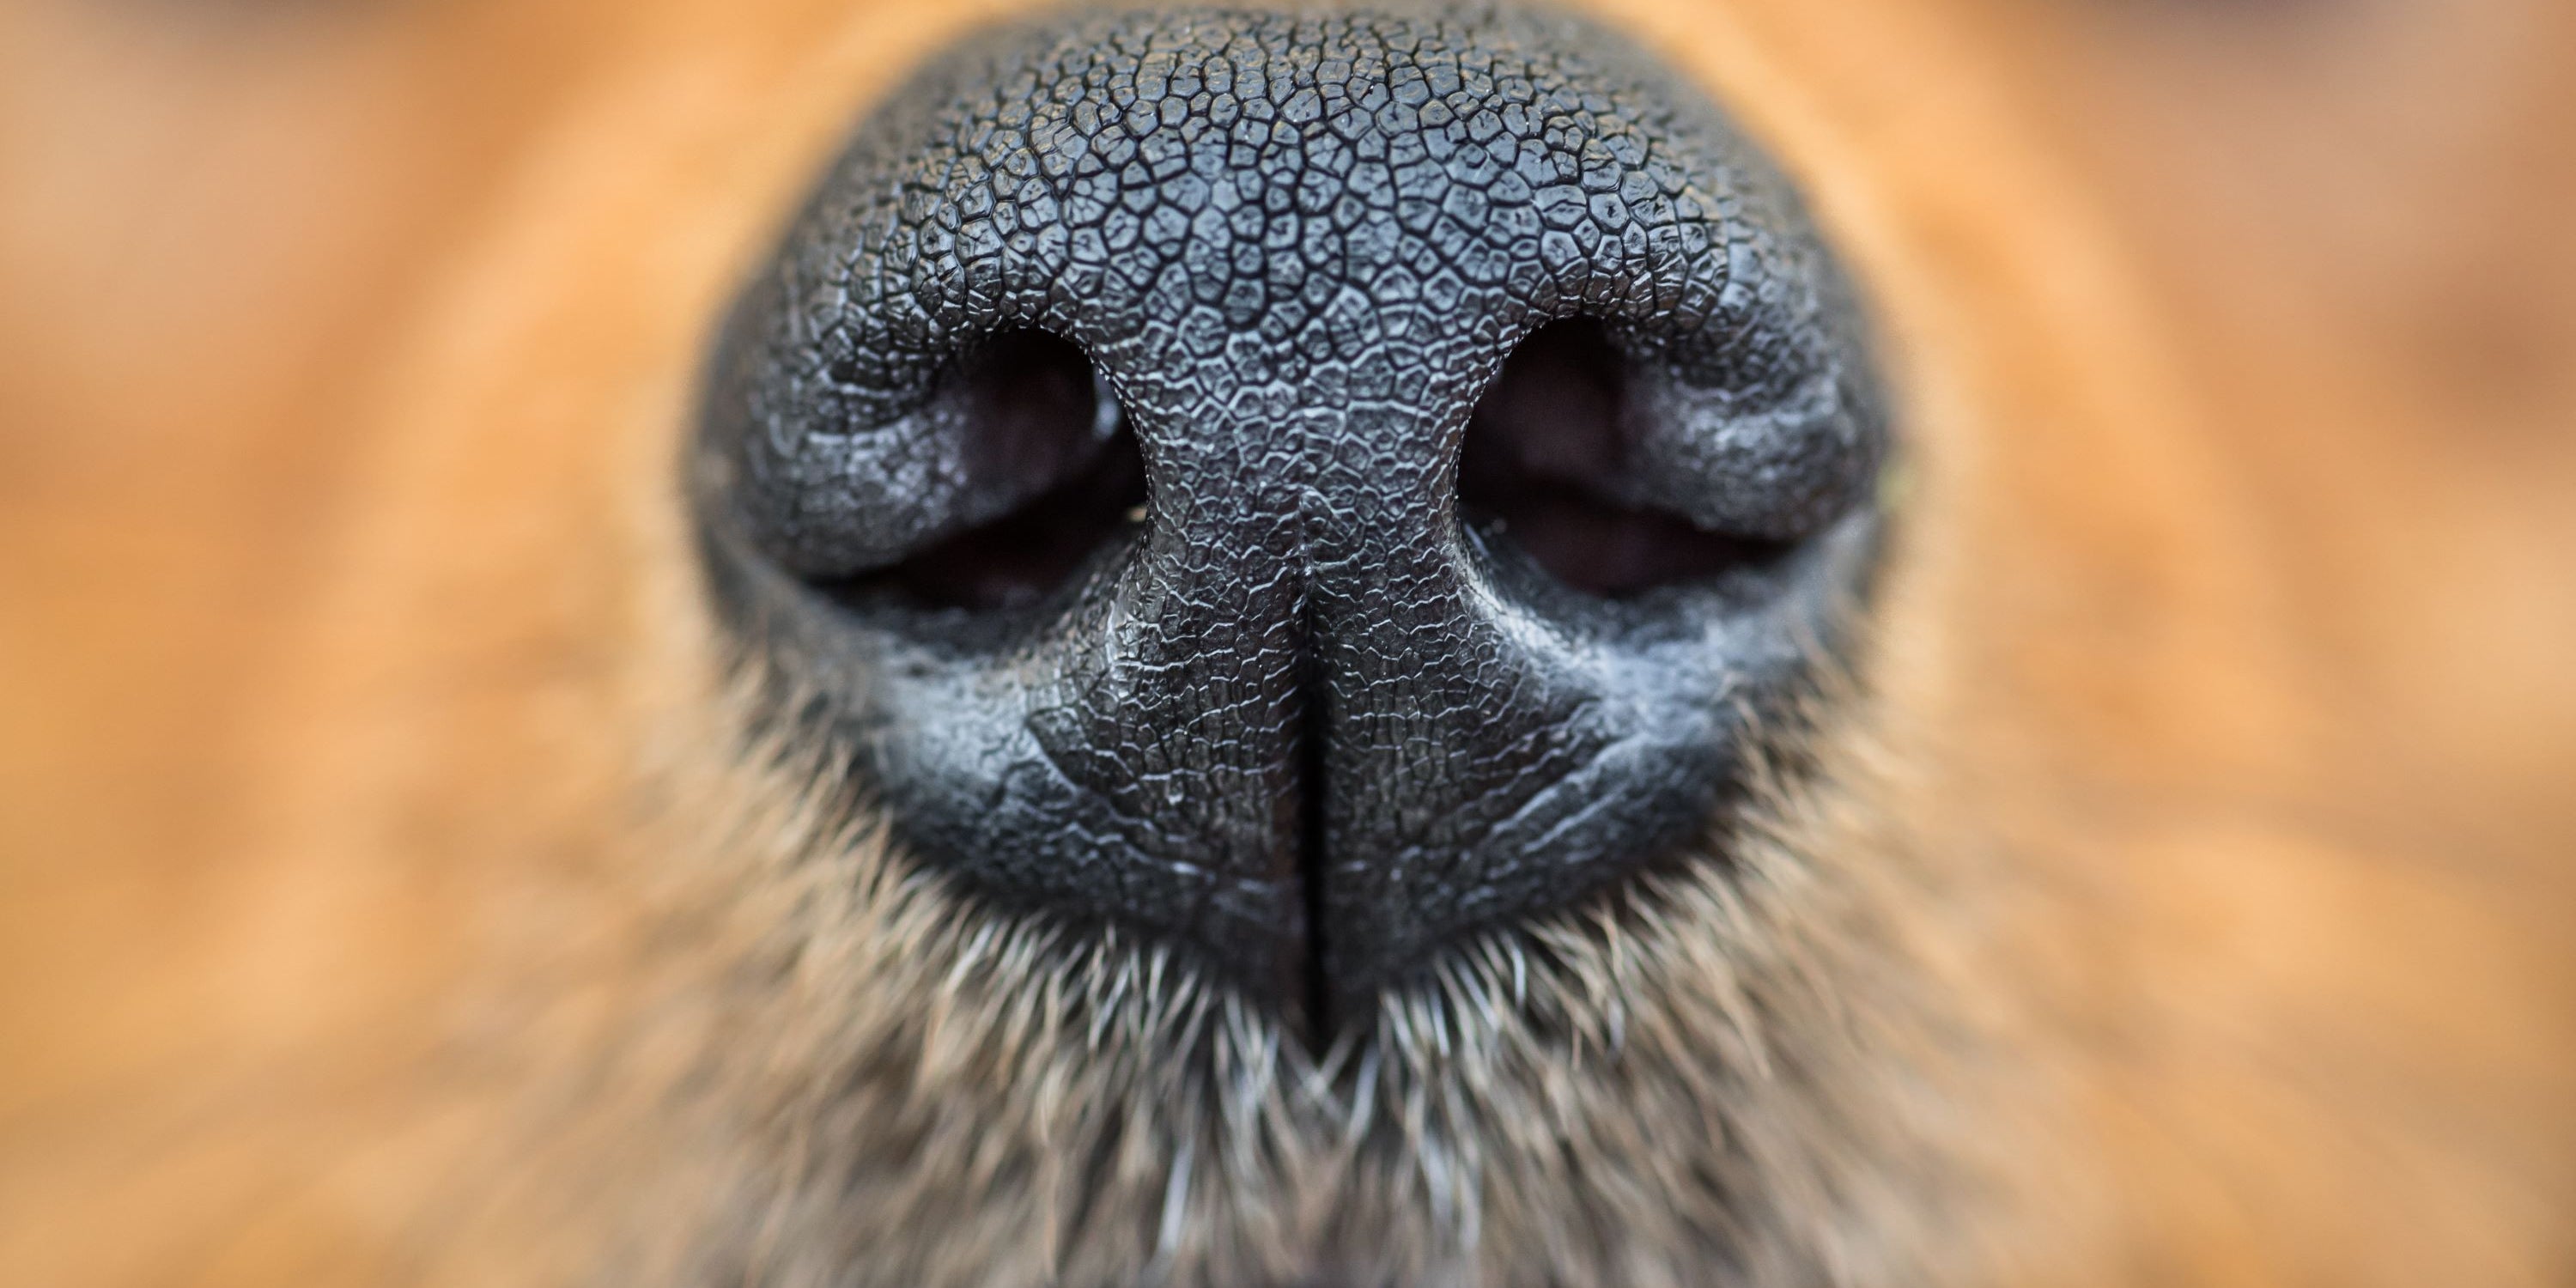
[696,4,1886,1033]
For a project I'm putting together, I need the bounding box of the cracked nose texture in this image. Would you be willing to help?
[696,3,1886,1036]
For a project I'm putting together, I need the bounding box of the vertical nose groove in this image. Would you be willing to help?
[1292,601,1338,1046]
[1131,415,1354,1043]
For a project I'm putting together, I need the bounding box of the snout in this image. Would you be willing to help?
[694,3,1886,1039]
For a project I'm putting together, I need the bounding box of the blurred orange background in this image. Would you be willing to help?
[2,0,2570,1280]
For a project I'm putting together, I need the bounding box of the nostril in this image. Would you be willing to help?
[1460,319,1790,598]
[817,329,1145,614]
[838,427,1144,613]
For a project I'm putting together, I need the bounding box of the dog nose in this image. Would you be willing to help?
[694,4,1886,1037]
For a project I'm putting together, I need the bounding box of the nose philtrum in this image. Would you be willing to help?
[1080,364,1608,1027]
[698,4,1887,1037]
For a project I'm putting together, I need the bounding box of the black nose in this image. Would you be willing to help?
[695,3,1886,1039]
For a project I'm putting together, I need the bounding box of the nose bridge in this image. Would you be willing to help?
[1121,357,1623,1024]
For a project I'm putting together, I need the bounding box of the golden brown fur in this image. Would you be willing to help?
[4,0,2573,1284]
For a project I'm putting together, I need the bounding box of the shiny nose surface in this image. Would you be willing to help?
[695,3,1886,1037]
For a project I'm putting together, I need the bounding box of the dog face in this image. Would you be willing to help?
[3,1,2572,1286]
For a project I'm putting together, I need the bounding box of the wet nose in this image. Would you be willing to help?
[694,3,1886,1038]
